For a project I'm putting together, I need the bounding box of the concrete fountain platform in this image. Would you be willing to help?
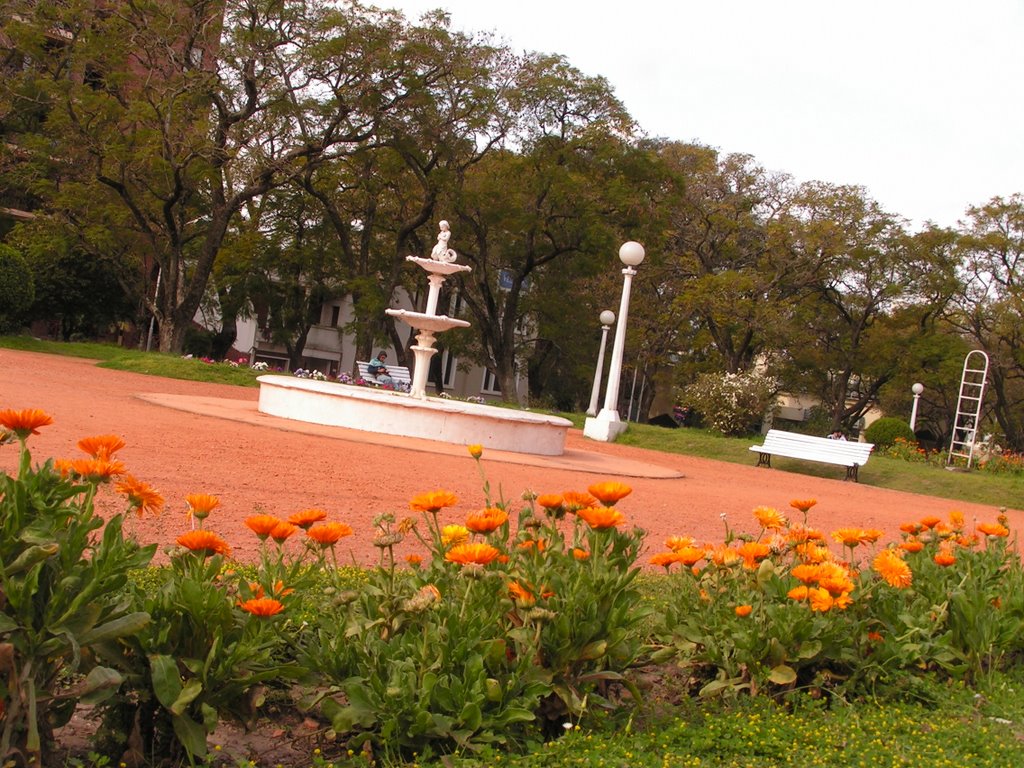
[256,375,572,456]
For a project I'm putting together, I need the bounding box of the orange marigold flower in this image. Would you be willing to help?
[734,604,753,617]
[577,506,625,530]
[77,434,126,459]
[753,506,788,530]
[466,507,508,534]
[958,533,979,548]
[536,494,564,510]
[831,528,866,547]
[288,508,328,529]
[873,549,912,589]
[737,541,771,568]
[70,457,126,482]
[177,530,231,558]
[832,592,854,610]
[445,542,501,566]
[115,475,164,517]
[789,499,817,513]
[666,535,695,552]
[867,631,884,642]
[572,548,590,560]
[859,529,884,544]
[977,522,1010,538]
[919,516,941,529]
[519,538,546,552]
[787,586,810,601]
[406,554,423,567]
[794,543,831,563]
[949,510,964,529]
[0,408,53,438]
[410,490,459,513]
[185,493,220,521]
[787,525,825,543]
[52,458,74,478]
[239,597,284,617]
[900,538,924,553]
[245,514,283,539]
[306,522,353,546]
[675,546,705,567]
[587,481,632,506]
[270,521,298,542]
[900,522,924,535]
[508,581,536,605]
[650,552,682,569]
[561,491,598,511]
[467,444,483,459]
[441,524,469,547]
[708,545,741,567]
[809,587,834,612]
[933,549,957,567]
[791,564,822,584]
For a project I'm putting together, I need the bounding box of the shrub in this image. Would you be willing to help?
[864,417,915,449]
[680,371,776,437]
[0,244,34,333]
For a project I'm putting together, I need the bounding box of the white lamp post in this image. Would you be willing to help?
[584,241,645,441]
[909,382,924,432]
[586,310,616,417]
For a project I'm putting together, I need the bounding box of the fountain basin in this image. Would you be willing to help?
[384,309,470,332]
[257,375,572,456]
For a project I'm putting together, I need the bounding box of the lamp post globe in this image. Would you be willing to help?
[599,310,616,326]
[619,241,645,267]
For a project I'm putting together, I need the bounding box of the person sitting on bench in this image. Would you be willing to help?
[367,351,395,388]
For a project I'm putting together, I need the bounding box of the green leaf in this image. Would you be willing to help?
[5,542,58,575]
[171,712,208,758]
[768,664,797,685]
[80,612,150,645]
[170,679,203,716]
[150,654,183,709]
[78,666,124,705]
[459,701,482,732]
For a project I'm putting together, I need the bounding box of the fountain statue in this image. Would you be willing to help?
[385,221,471,399]
[255,221,573,455]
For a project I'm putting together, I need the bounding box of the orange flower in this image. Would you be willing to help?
[787,586,810,601]
[577,506,625,530]
[737,541,771,568]
[867,631,884,642]
[734,604,753,617]
[977,522,1010,538]
[0,408,53,438]
[441,524,469,547]
[536,494,564,510]
[787,525,825,543]
[753,506,788,530]
[948,510,964,529]
[561,491,598,511]
[406,554,423,567]
[919,516,941,529]
[467,444,483,459]
[465,507,508,534]
[185,493,220,521]
[873,549,912,589]
[831,528,866,547]
[808,588,834,612]
[899,539,924,553]
[791,564,821,584]
[572,548,590,561]
[650,552,682,569]
[306,522,353,546]
[239,597,284,617]
[900,522,923,535]
[77,434,126,459]
[933,549,957,567]
[410,490,459,513]
[177,530,231,557]
[52,458,74,477]
[70,457,126,482]
[666,536,695,551]
[270,521,298,543]
[789,499,817,513]
[674,546,705,567]
[288,508,328,529]
[708,545,741,567]
[794,543,831,563]
[519,538,546,552]
[445,542,500,566]
[587,481,632,506]
[115,475,164,517]
[859,529,884,544]
[508,581,536,606]
[245,514,283,539]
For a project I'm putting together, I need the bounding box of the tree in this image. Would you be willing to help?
[0,243,33,332]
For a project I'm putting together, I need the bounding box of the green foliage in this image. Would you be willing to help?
[0,243,34,332]
[680,370,776,436]
[0,428,155,765]
[864,417,915,449]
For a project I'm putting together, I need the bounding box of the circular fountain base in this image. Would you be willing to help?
[257,375,572,456]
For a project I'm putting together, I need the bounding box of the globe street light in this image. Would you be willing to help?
[586,310,616,417]
[584,241,645,441]
[909,382,924,432]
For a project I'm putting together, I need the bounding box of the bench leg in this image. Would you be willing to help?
[845,465,859,482]
[756,452,771,469]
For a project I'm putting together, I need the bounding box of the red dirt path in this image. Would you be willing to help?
[2,348,1019,566]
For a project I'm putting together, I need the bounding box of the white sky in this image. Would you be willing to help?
[384,0,1023,231]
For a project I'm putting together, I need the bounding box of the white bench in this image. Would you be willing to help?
[749,429,874,482]
[356,360,412,390]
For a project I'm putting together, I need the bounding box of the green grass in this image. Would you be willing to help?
[4,335,1021,509]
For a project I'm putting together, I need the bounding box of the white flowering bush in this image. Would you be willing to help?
[680,371,777,436]
[293,368,327,381]
[251,361,269,371]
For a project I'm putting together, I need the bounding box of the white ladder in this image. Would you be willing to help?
[946,350,989,469]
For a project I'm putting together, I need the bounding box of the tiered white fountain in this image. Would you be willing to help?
[256,221,572,455]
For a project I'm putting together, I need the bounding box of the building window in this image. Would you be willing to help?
[442,351,457,389]
[481,368,501,395]
[329,305,341,327]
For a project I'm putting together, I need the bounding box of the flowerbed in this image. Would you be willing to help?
[1,408,1022,766]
